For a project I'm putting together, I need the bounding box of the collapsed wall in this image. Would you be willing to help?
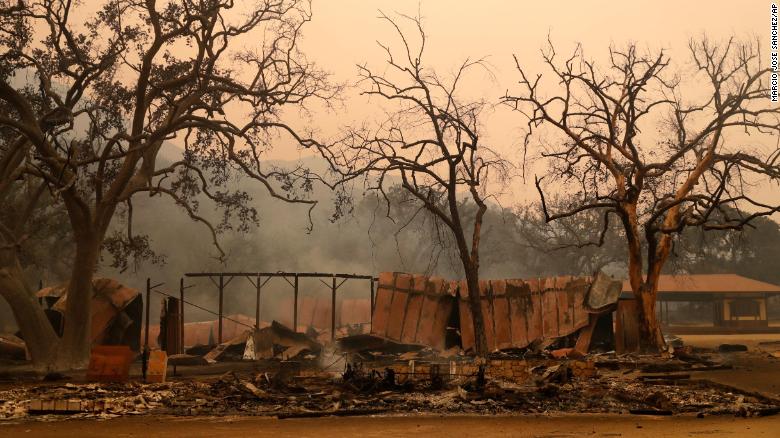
[370,272,620,354]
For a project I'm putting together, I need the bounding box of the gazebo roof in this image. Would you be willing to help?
[621,274,780,294]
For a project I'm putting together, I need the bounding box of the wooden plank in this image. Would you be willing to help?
[573,281,590,328]
[457,280,475,352]
[507,279,530,348]
[574,313,599,355]
[556,288,574,337]
[479,280,496,351]
[386,273,411,341]
[400,295,423,343]
[528,279,544,342]
[417,277,444,346]
[491,280,513,350]
[369,272,395,337]
[430,290,454,351]
[395,272,413,291]
[400,275,426,344]
[542,288,559,339]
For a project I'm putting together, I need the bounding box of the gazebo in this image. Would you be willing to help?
[621,274,780,334]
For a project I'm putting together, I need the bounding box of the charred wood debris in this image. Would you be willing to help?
[2,272,780,421]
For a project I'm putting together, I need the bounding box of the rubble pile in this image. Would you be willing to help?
[3,271,780,422]
[2,348,778,422]
[0,382,172,420]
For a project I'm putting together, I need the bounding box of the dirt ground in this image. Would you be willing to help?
[1,414,779,437]
[678,334,780,398]
[678,333,780,350]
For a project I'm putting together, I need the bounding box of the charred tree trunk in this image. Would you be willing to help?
[451,189,489,357]
[624,206,666,353]
[0,261,59,367]
[625,242,666,351]
[58,235,101,369]
[635,282,664,351]
[463,263,488,356]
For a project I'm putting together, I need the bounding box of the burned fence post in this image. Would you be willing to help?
[248,274,272,330]
[332,276,337,342]
[218,274,224,344]
[255,275,262,330]
[370,277,376,322]
[144,278,151,349]
[160,296,182,355]
[179,278,185,354]
[294,274,299,332]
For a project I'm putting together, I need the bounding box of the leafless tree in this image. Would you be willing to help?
[505,37,780,351]
[318,13,509,356]
[0,0,336,369]
[515,201,626,275]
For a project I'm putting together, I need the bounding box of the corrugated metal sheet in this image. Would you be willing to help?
[42,278,139,313]
[37,278,140,346]
[370,272,606,353]
[340,299,371,326]
[297,297,331,330]
[295,297,371,330]
[371,272,590,351]
[370,272,455,351]
[457,276,591,353]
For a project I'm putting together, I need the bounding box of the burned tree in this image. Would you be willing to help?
[319,13,508,356]
[0,0,335,369]
[505,38,780,351]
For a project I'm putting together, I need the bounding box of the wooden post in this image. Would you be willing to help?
[370,278,375,322]
[715,299,722,327]
[331,276,337,342]
[293,274,299,332]
[660,299,664,325]
[179,278,185,354]
[664,300,669,325]
[144,278,151,349]
[218,274,224,344]
[255,275,261,330]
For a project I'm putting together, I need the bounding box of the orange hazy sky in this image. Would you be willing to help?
[303,1,765,81]
[287,1,775,203]
[59,1,778,204]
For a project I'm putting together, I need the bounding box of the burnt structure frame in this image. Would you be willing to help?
[165,272,378,346]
